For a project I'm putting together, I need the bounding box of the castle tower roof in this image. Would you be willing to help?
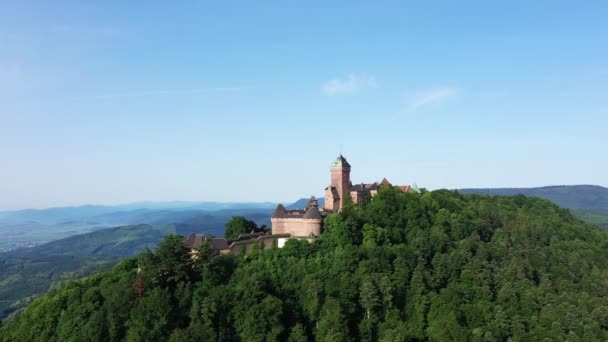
[381,178,391,185]
[303,206,323,220]
[272,204,288,218]
[305,196,319,209]
[331,154,351,168]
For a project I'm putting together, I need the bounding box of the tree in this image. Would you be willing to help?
[193,242,215,284]
[168,329,193,342]
[153,234,194,287]
[302,275,324,331]
[234,295,284,342]
[287,323,308,342]
[202,285,233,341]
[224,216,260,239]
[360,278,381,341]
[317,297,349,342]
[592,306,608,329]
[323,210,362,246]
[378,275,393,316]
[362,224,387,248]
[126,288,172,341]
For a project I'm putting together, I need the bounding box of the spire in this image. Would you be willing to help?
[412,183,421,194]
[381,177,391,185]
[306,196,319,209]
[331,154,351,168]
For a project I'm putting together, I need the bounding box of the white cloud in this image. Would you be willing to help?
[321,74,377,95]
[407,87,460,110]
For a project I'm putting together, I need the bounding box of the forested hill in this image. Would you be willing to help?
[3,188,608,341]
[0,209,271,320]
[460,185,608,228]
[459,185,608,211]
[0,224,175,319]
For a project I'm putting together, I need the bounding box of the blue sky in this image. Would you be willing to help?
[1,1,607,210]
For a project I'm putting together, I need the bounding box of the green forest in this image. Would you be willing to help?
[2,187,608,341]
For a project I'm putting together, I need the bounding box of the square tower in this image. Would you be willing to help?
[330,155,351,210]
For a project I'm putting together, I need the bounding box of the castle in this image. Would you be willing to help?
[323,155,413,211]
[270,154,413,241]
[187,155,414,254]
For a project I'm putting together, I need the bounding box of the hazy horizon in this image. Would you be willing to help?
[1,1,607,210]
[1,183,606,212]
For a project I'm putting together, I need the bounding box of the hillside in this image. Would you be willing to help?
[3,188,608,341]
[459,185,608,210]
[0,209,272,320]
[460,185,608,228]
[0,224,175,319]
[570,209,608,229]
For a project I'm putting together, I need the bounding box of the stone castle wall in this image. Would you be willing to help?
[324,187,338,211]
[271,217,323,237]
[227,236,281,254]
[330,166,350,210]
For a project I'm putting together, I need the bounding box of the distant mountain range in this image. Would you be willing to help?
[286,197,326,210]
[0,201,276,251]
[0,201,277,225]
[4,186,602,251]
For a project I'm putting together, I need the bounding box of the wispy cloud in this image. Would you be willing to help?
[81,87,242,100]
[321,74,377,95]
[406,87,460,110]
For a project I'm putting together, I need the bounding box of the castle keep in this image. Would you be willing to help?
[324,155,351,211]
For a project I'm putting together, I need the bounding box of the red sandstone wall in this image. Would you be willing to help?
[330,166,350,210]
[271,218,322,237]
[324,187,338,210]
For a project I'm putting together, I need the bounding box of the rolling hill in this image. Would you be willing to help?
[459,185,608,228]
[458,185,608,210]
[0,224,175,319]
